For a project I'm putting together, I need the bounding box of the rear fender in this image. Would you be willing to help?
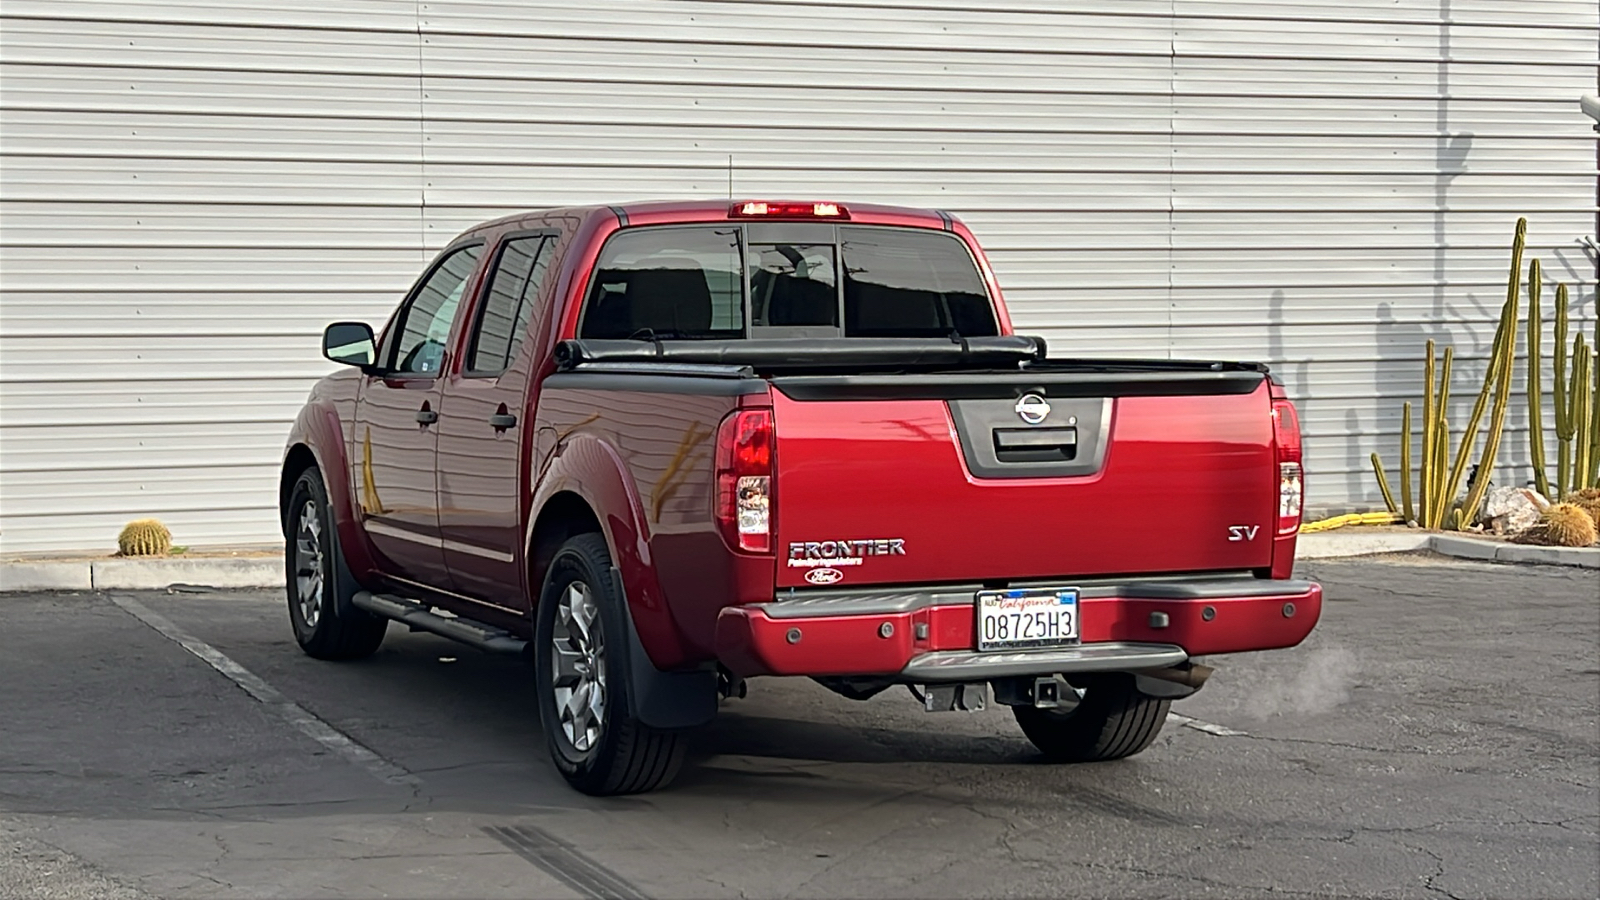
[529,436,714,728]
[527,433,695,671]
[282,402,381,585]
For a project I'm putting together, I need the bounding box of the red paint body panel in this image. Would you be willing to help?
[282,377,382,584]
[715,585,1322,678]
[769,385,1279,589]
[283,198,1317,687]
[528,386,775,668]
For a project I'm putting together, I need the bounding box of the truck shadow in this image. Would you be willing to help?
[357,632,1047,795]
[687,706,1038,770]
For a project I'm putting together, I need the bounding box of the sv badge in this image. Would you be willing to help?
[1228,525,1261,542]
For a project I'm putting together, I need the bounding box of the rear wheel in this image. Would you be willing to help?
[534,533,685,795]
[284,465,387,660]
[1012,674,1170,762]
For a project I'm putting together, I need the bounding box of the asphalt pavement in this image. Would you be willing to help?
[1,556,1595,899]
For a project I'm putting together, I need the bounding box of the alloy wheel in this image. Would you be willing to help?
[551,580,607,753]
[294,500,324,630]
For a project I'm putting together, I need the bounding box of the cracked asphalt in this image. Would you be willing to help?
[1,556,1595,899]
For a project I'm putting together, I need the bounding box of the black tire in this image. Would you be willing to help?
[1012,674,1170,762]
[284,465,387,660]
[534,533,685,795]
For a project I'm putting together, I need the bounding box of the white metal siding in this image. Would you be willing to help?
[1,0,1595,553]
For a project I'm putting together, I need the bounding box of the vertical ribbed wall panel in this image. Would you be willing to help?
[1,0,1595,552]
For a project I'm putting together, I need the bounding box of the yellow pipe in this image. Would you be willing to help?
[1299,512,1405,534]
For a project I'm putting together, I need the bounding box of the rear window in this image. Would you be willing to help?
[578,227,744,339]
[578,224,996,340]
[840,226,996,338]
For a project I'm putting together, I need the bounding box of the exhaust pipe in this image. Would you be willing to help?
[1134,662,1214,699]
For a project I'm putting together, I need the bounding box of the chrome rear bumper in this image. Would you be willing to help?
[900,641,1188,683]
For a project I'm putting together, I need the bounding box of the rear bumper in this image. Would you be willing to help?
[714,574,1321,680]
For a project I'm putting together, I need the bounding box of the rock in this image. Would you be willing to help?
[1479,486,1547,536]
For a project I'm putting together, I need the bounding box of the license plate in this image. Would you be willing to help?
[976,588,1080,651]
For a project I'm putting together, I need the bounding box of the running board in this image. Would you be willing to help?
[352,591,527,654]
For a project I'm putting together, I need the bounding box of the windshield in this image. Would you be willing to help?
[578,224,997,340]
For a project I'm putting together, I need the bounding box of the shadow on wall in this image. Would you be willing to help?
[1266,288,1324,487]
[1374,303,1426,507]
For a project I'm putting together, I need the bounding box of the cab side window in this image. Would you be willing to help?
[389,244,484,375]
[467,236,553,375]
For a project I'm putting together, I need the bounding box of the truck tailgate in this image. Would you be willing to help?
[769,370,1278,589]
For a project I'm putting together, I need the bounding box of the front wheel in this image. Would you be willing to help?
[1012,674,1170,762]
[534,533,685,795]
[284,465,387,660]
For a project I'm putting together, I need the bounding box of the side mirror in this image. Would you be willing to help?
[322,322,377,369]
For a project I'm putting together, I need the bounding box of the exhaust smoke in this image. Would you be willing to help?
[1232,647,1359,721]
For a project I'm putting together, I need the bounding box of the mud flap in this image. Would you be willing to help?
[613,567,718,729]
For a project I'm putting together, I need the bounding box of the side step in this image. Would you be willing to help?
[352,591,528,655]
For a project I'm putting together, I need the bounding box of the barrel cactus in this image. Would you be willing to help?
[117,518,172,556]
[1541,503,1598,547]
[1566,488,1600,529]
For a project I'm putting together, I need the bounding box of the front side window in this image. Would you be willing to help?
[391,244,483,374]
[579,227,743,339]
[467,236,552,374]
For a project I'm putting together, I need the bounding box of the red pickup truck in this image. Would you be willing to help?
[281,199,1321,795]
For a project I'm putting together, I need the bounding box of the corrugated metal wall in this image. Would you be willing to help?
[2,0,1596,553]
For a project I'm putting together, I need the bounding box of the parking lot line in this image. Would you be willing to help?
[1166,712,1249,737]
[107,593,419,787]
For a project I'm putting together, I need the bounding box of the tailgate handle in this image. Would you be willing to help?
[993,427,1077,462]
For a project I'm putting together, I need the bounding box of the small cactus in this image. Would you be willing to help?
[1565,488,1600,529]
[117,518,172,556]
[1541,503,1598,547]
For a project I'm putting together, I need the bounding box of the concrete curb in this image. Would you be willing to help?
[1,557,282,592]
[1426,534,1600,568]
[1295,531,1431,559]
[1299,531,1600,568]
[2,531,1595,592]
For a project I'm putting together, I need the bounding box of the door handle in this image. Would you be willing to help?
[415,408,438,425]
[488,413,518,430]
[992,426,1076,462]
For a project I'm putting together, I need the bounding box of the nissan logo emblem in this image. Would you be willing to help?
[1015,393,1051,425]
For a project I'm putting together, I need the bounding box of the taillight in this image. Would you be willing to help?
[1272,397,1304,535]
[715,408,774,553]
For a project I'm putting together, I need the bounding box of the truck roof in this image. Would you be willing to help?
[465,199,954,236]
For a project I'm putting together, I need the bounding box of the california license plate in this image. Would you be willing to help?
[976,588,1080,651]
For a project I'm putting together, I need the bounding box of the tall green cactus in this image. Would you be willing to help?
[1430,347,1453,527]
[1554,283,1571,496]
[1438,219,1523,525]
[1420,340,1436,522]
[1384,338,1453,529]
[1432,415,1449,525]
[1527,260,1547,499]
[1545,282,1600,497]
[1575,337,1594,492]
[1459,287,1520,529]
[1375,216,1596,526]
[1371,453,1399,514]
[1590,313,1600,488]
[1399,400,1415,524]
